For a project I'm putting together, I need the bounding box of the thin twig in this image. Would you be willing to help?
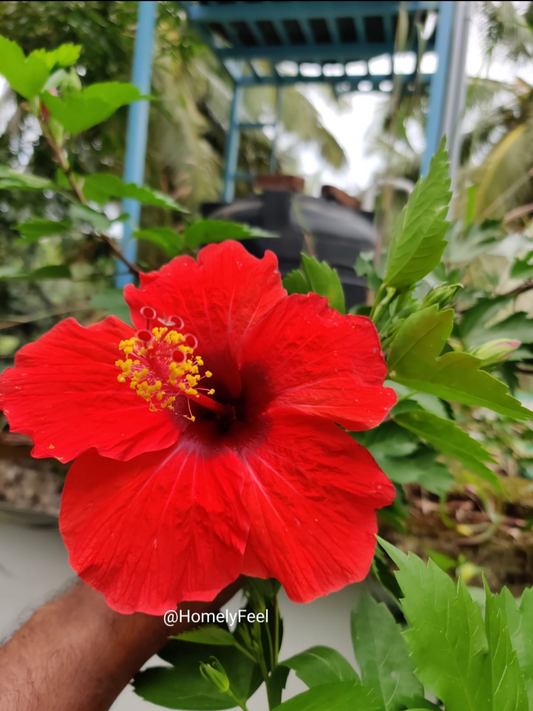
[40,122,140,275]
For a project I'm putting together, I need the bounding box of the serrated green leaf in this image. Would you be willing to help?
[0,36,50,99]
[484,584,529,711]
[283,269,310,295]
[133,227,184,257]
[0,166,56,192]
[351,592,423,711]
[378,540,488,711]
[494,587,533,705]
[42,82,145,133]
[42,44,81,70]
[300,254,346,313]
[135,638,262,710]
[280,646,357,689]
[182,219,275,249]
[379,540,530,711]
[83,173,186,212]
[388,305,531,419]
[272,681,381,711]
[15,218,72,240]
[384,139,451,289]
[393,410,501,490]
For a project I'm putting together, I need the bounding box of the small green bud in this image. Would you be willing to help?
[60,69,82,96]
[422,283,462,308]
[471,339,521,367]
[199,658,230,694]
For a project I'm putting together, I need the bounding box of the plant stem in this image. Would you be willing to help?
[273,596,280,667]
[39,121,140,275]
[369,283,386,321]
[370,286,396,325]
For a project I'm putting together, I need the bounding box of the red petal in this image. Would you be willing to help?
[0,317,179,462]
[60,429,250,614]
[240,293,396,429]
[240,409,395,602]
[125,241,286,397]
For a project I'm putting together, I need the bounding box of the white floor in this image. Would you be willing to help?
[0,519,359,710]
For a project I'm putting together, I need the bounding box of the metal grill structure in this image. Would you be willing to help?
[117,1,470,285]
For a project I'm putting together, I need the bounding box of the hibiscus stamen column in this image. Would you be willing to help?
[115,310,230,421]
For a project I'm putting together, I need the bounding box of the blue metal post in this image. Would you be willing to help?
[222,84,244,204]
[115,0,158,288]
[421,0,455,176]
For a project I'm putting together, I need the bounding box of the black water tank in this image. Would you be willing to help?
[204,190,376,307]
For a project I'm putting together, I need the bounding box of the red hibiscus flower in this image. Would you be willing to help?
[0,241,396,614]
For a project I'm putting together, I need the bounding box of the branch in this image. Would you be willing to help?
[40,123,140,276]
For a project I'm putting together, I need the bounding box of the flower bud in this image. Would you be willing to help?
[471,339,521,367]
[199,658,230,694]
[422,283,462,308]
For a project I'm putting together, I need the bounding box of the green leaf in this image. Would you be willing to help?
[354,250,382,292]
[352,424,454,495]
[272,681,381,711]
[351,592,423,711]
[42,82,145,133]
[0,36,50,99]
[83,173,186,212]
[135,638,262,710]
[69,203,112,232]
[173,626,238,647]
[283,257,346,313]
[388,305,531,419]
[283,269,311,295]
[0,264,71,281]
[511,250,533,280]
[468,313,533,348]
[393,410,501,489]
[30,264,72,280]
[379,540,529,711]
[182,219,275,249]
[381,451,454,495]
[42,44,81,70]
[0,166,56,192]
[15,218,72,241]
[384,139,451,289]
[89,289,132,325]
[280,646,357,689]
[494,587,533,706]
[300,254,346,313]
[484,583,529,711]
[132,227,184,257]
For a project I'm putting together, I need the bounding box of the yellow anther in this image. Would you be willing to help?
[152,327,168,339]
[205,371,212,378]
[48,444,55,449]
[184,414,196,422]
[208,388,215,395]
